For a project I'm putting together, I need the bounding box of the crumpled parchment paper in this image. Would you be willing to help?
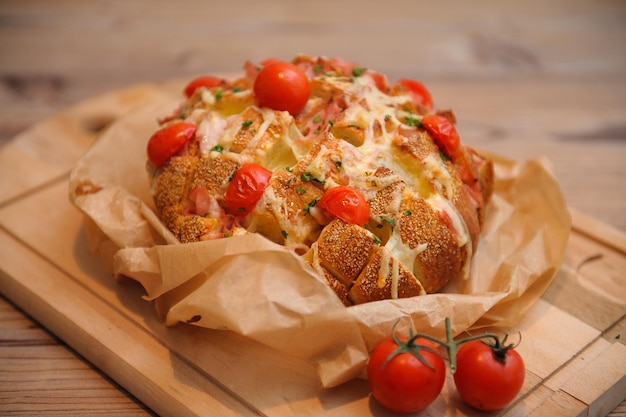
[69,84,571,387]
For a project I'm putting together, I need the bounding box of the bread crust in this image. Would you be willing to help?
[349,246,426,304]
[313,219,377,287]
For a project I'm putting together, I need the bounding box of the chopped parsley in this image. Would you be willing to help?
[335,160,342,171]
[296,187,306,195]
[303,197,320,214]
[215,89,223,101]
[404,210,412,216]
[210,144,224,153]
[405,116,421,127]
[241,120,253,128]
[352,67,366,77]
[313,115,322,123]
[281,230,288,239]
[300,172,313,182]
[380,216,396,231]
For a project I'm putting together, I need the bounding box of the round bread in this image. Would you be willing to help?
[147,54,494,305]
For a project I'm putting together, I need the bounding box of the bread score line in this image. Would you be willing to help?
[146,54,494,306]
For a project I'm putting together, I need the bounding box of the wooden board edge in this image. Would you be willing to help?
[0,228,262,417]
[569,208,626,255]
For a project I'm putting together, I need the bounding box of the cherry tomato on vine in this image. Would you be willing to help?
[368,337,446,414]
[224,163,272,216]
[183,76,222,98]
[253,62,311,116]
[454,339,525,411]
[147,122,196,167]
[398,79,433,110]
[421,113,461,158]
[318,185,370,226]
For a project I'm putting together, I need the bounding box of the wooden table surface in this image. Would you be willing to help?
[1,0,625,415]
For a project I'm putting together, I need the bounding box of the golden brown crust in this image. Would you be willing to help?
[192,155,239,196]
[153,156,198,229]
[174,214,220,244]
[445,157,481,251]
[398,196,463,293]
[313,219,377,288]
[152,155,238,243]
[247,169,324,246]
[367,167,405,218]
[292,136,345,187]
[320,266,351,307]
[229,107,264,153]
[349,246,425,304]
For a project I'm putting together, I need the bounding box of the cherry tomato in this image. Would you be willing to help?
[147,122,196,167]
[224,163,272,216]
[398,79,433,110]
[253,62,311,116]
[363,71,390,93]
[454,340,525,411]
[318,185,370,226]
[183,76,222,98]
[368,337,446,414]
[421,113,461,158]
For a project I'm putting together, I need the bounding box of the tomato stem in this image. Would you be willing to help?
[389,318,518,375]
[384,323,441,371]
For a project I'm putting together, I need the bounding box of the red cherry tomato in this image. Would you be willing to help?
[253,62,311,116]
[421,113,461,158]
[454,340,525,411]
[398,79,433,110]
[363,71,390,93]
[318,185,370,226]
[147,122,196,167]
[183,76,222,98]
[224,163,272,216]
[368,337,446,414]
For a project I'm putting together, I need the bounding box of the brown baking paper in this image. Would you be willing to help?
[68,84,571,388]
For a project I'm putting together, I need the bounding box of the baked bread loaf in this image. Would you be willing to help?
[146,54,494,306]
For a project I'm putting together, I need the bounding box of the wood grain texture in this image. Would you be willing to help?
[0,0,625,415]
[0,296,155,416]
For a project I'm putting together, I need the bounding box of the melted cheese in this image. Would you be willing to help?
[198,112,227,155]
[376,247,401,299]
[427,193,473,280]
[422,154,454,199]
[385,230,427,279]
[304,142,341,187]
[377,248,391,288]
[390,255,400,299]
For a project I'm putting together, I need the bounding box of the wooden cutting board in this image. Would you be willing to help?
[1,83,625,417]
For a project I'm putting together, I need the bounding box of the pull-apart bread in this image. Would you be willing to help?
[147,55,494,306]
